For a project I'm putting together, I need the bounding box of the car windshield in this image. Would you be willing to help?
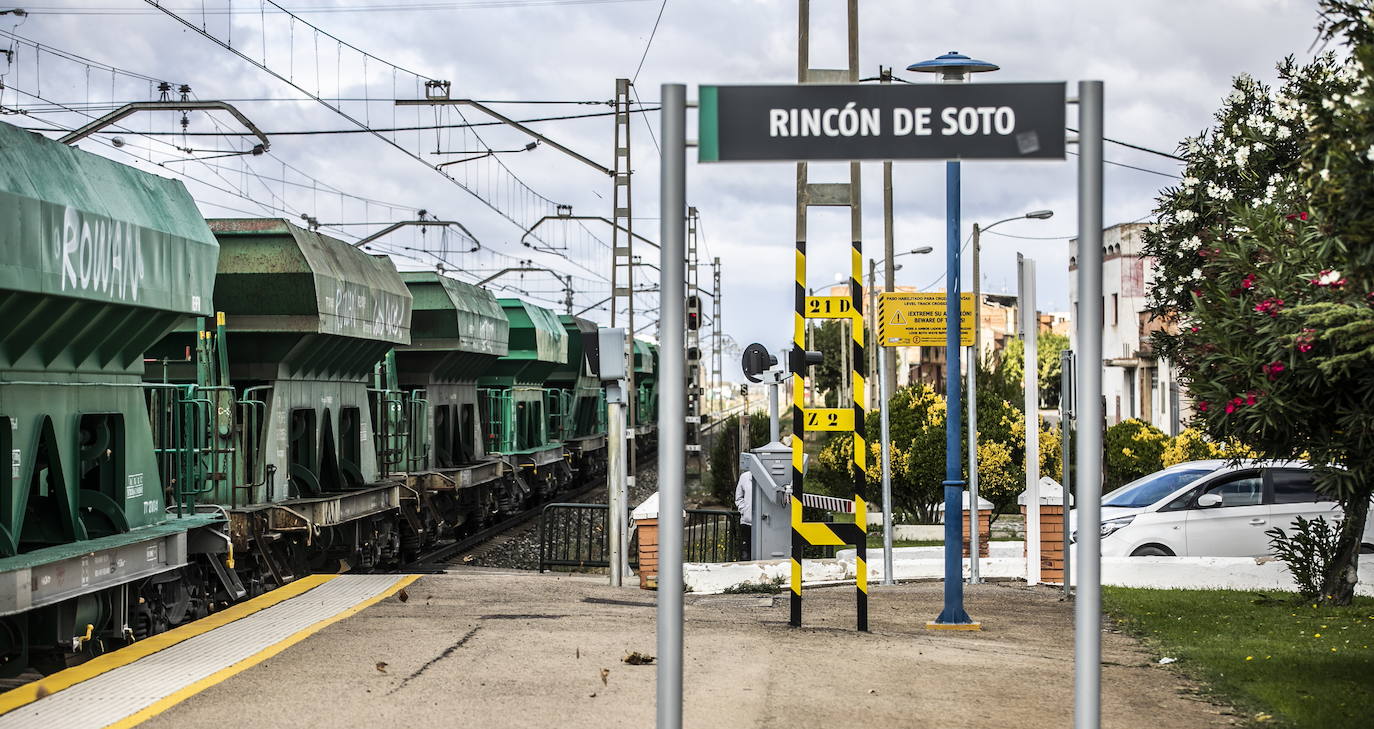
[1102,468,1213,508]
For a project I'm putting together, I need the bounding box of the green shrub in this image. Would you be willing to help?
[706,411,772,505]
[1266,515,1343,598]
[1104,419,1166,490]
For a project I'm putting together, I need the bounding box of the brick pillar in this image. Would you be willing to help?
[636,519,659,590]
[961,511,991,558]
[1040,505,1066,584]
[1019,502,1068,585]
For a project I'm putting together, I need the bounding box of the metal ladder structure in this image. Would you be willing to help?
[790,0,868,631]
[610,77,637,483]
[710,255,723,415]
[685,207,703,486]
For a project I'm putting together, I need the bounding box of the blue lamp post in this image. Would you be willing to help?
[907,51,998,628]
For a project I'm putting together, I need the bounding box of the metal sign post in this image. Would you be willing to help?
[656,82,686,729]
[1020,254,1041,585]
[1074,80,1105,729]
[878,345,895,586]
[685,77,1102,720]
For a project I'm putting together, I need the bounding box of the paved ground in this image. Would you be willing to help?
[142,569,1236,729]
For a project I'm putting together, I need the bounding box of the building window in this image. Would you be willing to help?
[1112,294,1119,326]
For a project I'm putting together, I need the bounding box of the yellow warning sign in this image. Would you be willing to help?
[878,292,974,347]
[804,295,858,320]
[803,407,854,431]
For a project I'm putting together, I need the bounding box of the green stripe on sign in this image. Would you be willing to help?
[697,85,719,162]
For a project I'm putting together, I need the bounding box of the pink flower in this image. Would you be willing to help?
[1263,361,1286,380]
[1254,298,1285,317]
[1285,211,1310,221]
[1296,329,1316,353]
[1198,401,1209,412]
[1241,274,1257,290]
[1245,392,1258,406]
[1225,402,1237,414]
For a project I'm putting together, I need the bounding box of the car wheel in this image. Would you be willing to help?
[1130,545,1174,557]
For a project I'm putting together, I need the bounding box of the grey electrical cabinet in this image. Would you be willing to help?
[740,440,802,561]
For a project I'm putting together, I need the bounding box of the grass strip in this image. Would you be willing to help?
[1103,586,1374,728]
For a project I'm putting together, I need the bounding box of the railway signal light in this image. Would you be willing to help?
[686,294,701,330]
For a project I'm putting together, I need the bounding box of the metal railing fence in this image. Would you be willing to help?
[538,503,741,572]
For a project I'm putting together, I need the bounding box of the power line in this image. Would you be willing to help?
[139,0,599,264]
[25,0,650,15]
[17,107,661,136]
[7,97,618,109]
[631,0,668,84]
[1067,150,1182,179]
[1067,127,1185,161]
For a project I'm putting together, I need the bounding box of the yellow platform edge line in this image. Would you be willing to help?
[109,574,421,729]
[925,621,983,631]
[0,574,338,716]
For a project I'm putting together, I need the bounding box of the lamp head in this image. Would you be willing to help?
[907,51,999,83]
[1026,210,1054,220]
[910,245,934,255]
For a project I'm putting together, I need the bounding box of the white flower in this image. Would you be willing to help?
[1190,268,1202,279]
[1275,126,1292,140]
[1234,146,1250,166]
[1320,168,1331,181]
[1318,270,1343,285]
[1175,209,1198,223]
[1182,176,1200,189]
[1183,235,1201,249]
[1205,182,1234,201]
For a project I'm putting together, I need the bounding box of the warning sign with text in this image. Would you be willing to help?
[878,292,974,347]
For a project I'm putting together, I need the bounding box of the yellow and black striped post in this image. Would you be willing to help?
[789,234,869,632]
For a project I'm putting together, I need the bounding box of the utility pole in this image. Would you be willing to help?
[611,78,637,494]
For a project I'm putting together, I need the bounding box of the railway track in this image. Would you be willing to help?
[398,480,604,573]
[399,454,662,573]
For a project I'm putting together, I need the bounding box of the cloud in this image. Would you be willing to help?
[2,0,1330,380]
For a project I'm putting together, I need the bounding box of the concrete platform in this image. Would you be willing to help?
[124,568,1232,729]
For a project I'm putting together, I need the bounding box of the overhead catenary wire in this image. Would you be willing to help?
[24,0,652,15]
[137,0,615,273]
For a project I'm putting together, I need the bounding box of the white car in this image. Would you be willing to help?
[1072,460,1374,558]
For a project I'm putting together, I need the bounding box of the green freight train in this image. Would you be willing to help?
[0,123,658,675]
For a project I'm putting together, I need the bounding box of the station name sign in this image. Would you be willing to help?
[699,82,1066,162]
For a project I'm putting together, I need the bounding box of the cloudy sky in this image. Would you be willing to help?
[0,0,1335,379]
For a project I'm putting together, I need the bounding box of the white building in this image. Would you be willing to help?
[1068,223,1188,434]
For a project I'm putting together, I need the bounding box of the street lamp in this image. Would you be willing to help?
[907,50,997,629]
[868,245,932,586]
[972,210,1053,362]
[964,209,1054,585]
